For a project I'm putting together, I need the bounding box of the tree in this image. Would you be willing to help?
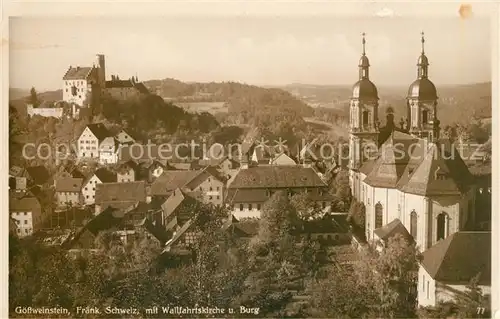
[355,234,420,318]
[28,87,40,107]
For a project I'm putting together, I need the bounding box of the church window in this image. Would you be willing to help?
[362,111,369,127]
[410,210,418,239]
[437,212,449,241]
[422,109,429,125]
[375,203,383,229]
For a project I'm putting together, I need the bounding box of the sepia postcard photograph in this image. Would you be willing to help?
[4,2,499,318]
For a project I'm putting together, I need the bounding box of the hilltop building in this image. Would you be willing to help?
[348,33,477,251]
[61,54,150,110]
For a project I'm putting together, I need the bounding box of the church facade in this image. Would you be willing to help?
[348,33,476,251]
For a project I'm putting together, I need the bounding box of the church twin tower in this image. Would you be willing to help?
[349,32,439,170]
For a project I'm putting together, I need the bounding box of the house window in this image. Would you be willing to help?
[437,212,449,241]
[257,204,261,210]
[375,203,383,229]
[209,196,212,200]
[239,204,243,211]
[322,202,326,209]
[199,187,203,191]
[24,220,27,224]
[86,195,89,199]
[85,187,88,191]
[410,210,418,239]
[426,282,429,299]
[209,187,213,191]
[216,196,220,200]
[216,186,220,191]
[249,204,253,210]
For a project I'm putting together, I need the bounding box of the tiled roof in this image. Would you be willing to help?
[95,181,147,205]
[26,165,50,185]
[99,137,119,151]
[93,168,117,183]
[228,166,327,189]
[184,167,225,190]
[302,215,350,234]
[421,231,491,285]
[364,135,418,188]
[86,123,111,142]
[399,142,472,196]
[9,195,41,212]
[150,170,200,196]
[106,80,150,94]
[161,188,199,220]
[55,177,83,193]
[373,218,413,243]
[63,66,94,80]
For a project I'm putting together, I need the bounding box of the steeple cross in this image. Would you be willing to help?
[421,31,425,54]
[362,32,366,55]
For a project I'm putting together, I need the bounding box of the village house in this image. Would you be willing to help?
[114,129,140,145]
[417,231,491,307]
[9,193,44,237]
[77,123,112,160]
[55,177,84,208]
[137,160,166,183]
[94,181,147,215]
[150,167,226,206]
[226,166,333,220]
[99,136,120,165]
[116,160,138,183]
[82,168,117,205]
[9,166,28,191]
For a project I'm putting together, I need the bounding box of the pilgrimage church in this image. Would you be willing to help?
[348,33,476,251]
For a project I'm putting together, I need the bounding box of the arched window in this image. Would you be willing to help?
[437,212,449,241]
[410,210,418,239]
[422,109,429,125]
[362,111,369,126]
[375,203,383,229]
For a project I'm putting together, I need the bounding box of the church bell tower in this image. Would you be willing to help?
[407,32,439,140]
[349,33,380,198]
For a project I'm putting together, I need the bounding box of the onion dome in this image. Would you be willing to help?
[352,79,379,100]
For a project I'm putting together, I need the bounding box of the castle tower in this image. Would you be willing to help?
[96,54,106,91]
[349,33,380,199]
[406,32,439,140]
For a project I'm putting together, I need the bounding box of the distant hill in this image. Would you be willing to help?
[280,82,491,126]
[143,78,313,118]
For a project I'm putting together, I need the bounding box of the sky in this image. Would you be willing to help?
[9,15,491,91]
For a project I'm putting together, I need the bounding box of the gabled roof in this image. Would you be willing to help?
[63,66,94,80]
[229,166,327,189]
[95,181,147,207]
[26,165,50,185]
[373,218,413,243]
[86,123,111,142]
[421,231,491,285]
[184,167,225,190]
[99,137,119,151]
[9,195,41,212]
[161,188,199,220]
[55,177,83,193]
[399,142,473,196]
[90,168,117,184]
[364,134,418,188]
[150,170,200,196]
